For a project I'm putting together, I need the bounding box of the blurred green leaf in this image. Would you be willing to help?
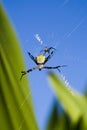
[46,100,71,130]
[0,5,38,130]
[48,72,87,127]
[46,101,58,130]
[54,114,71,130]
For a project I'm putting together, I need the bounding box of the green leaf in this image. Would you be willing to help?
[0,5,38,130]
[46,101,71,130]
[49,73,87,129]
[48,73,87,124]
[46,101,59,130]
[46,100,71,130]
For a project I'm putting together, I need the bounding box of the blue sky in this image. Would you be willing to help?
[1,0,87,129]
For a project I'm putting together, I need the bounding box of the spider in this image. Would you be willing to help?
[20,51,66,80]
[40,47,56,54]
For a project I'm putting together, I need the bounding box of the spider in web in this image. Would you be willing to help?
[20,50,67,80]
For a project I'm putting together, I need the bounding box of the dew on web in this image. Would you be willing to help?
[60,73,80,96]
[34,33,59,50]
[34,34,43,45]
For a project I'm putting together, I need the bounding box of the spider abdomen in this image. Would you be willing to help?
[36,54,46,64]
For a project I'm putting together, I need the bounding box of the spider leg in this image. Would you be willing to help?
[44,51,54,64]
[20,67,38,80]
[48,47,56,54]
[43,65,67,72]
[28,52,37,64]
[49,47,56,51]
[40,47,56,54]
[40,49,44,53]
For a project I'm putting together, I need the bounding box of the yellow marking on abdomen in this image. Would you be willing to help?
[36,55,46,64]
